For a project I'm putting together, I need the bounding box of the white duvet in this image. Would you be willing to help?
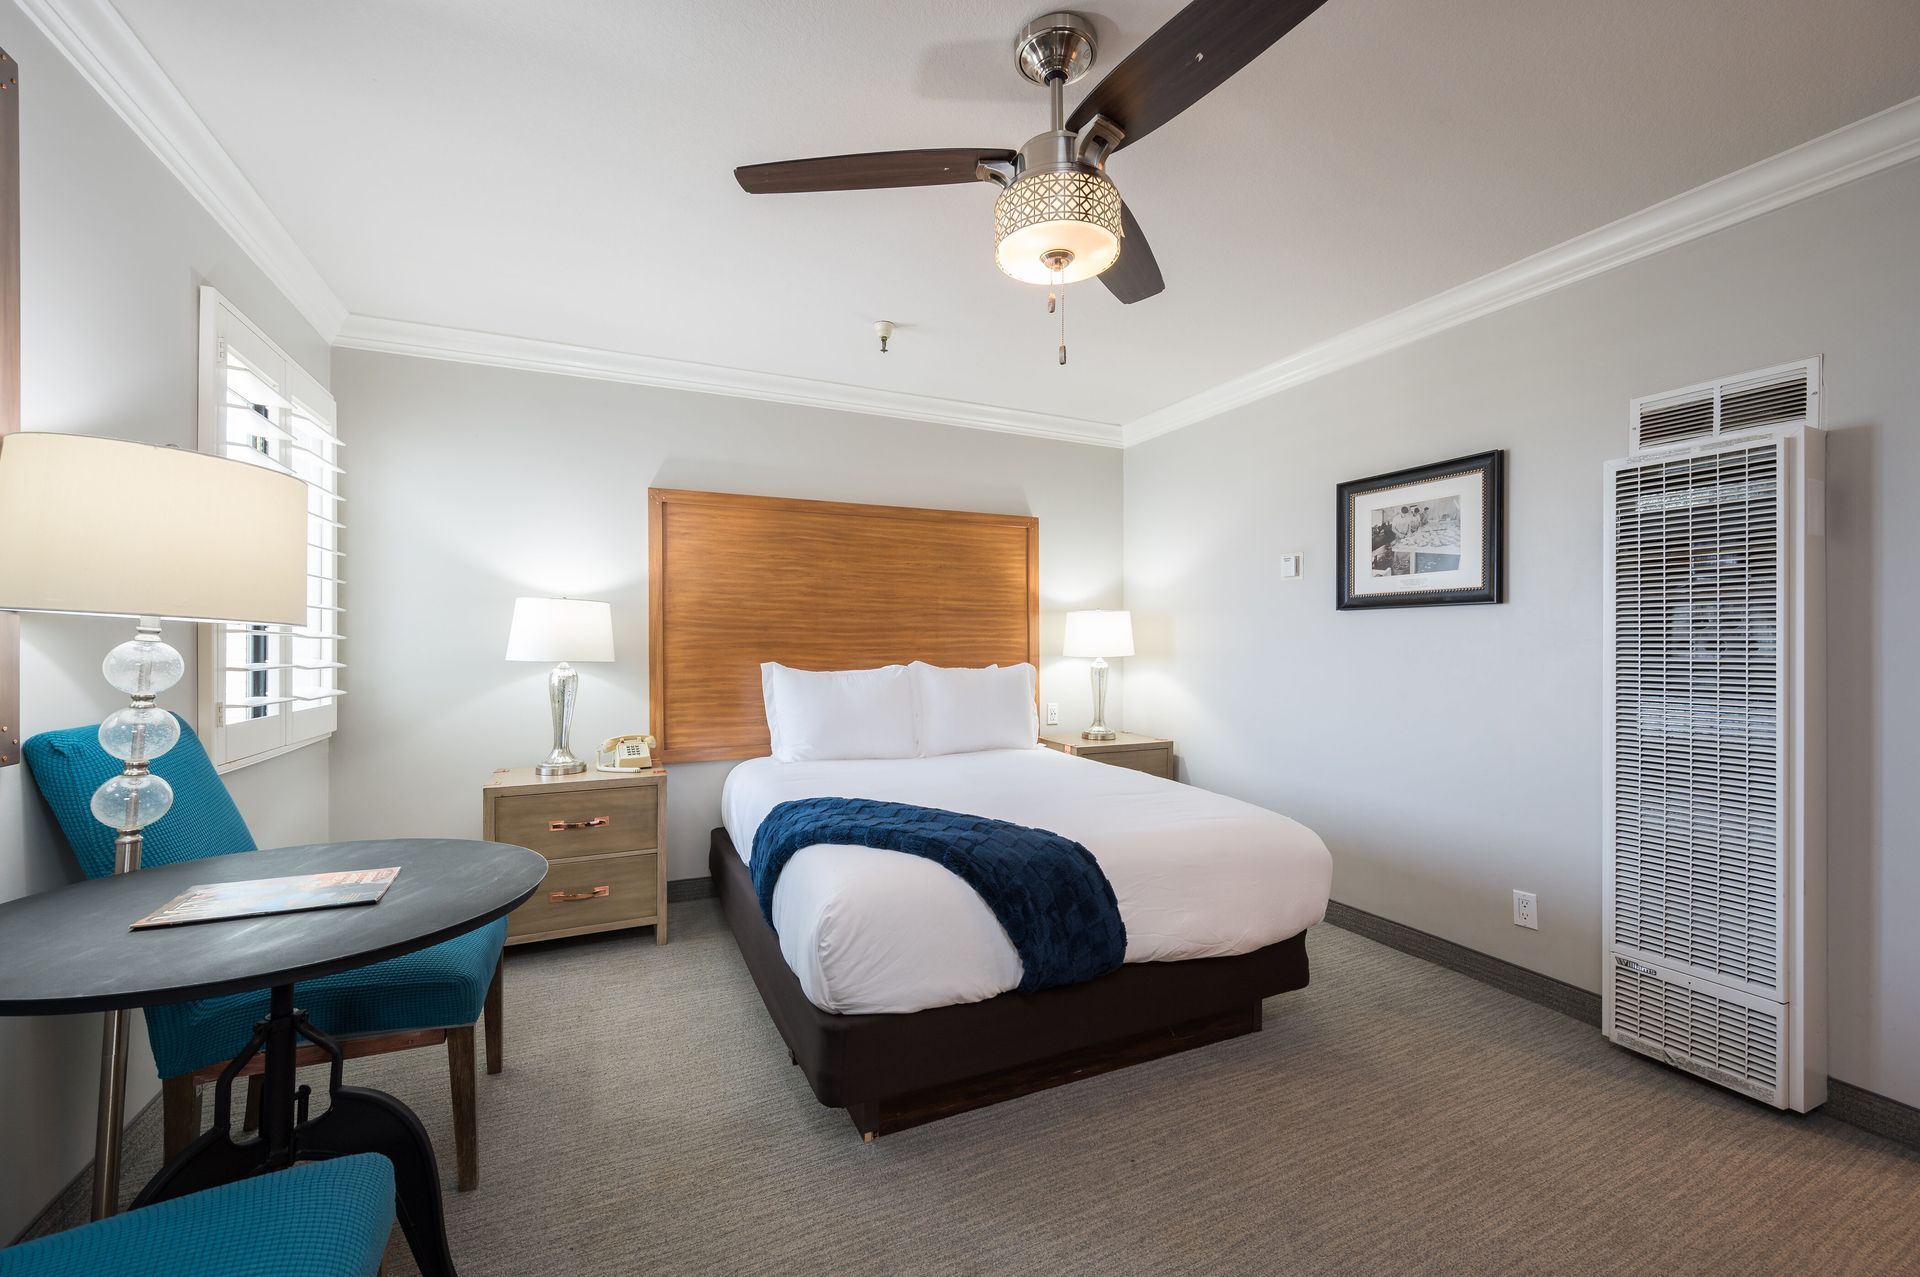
[721,747,1331,1014]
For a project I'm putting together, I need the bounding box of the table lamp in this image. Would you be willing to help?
[0,432,307,1218]
[1061,609,1134,741]
[505,597,615,776]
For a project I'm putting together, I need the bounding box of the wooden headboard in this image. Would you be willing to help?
[648,489,1039,763]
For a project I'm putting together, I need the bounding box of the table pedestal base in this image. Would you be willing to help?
[130,985,457,1277]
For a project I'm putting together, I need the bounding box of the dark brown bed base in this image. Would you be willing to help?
[711,828,1311,1140]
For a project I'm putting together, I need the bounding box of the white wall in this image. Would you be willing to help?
[1122,159,1920,1107]
[0,14,332,1240]
[326,349,1125,879]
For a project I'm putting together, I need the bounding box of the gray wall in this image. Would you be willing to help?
[325,349,1126,880]
[0,15,332,1241]
[1122,159,1920,1108]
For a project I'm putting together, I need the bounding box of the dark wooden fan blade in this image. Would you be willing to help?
[735,149,1016,194]
[1103,204,1165,304]
[1067,0,1329,151]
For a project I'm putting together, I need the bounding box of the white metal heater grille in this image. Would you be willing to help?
[1609,439,1785,993]
[1629,359,1816,454]
[1610,957,1784,1104]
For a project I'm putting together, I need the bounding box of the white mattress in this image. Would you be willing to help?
[720,748,1331,1014]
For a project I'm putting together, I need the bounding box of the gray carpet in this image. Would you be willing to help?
[91,901,1920,1274]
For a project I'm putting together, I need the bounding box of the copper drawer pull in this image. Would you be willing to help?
[547,816,610,832]
[549,885,610,904]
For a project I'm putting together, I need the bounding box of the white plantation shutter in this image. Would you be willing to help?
[196,287,343,770]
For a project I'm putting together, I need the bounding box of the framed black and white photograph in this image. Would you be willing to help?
[1336,450,1505,609]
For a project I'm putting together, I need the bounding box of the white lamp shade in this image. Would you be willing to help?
[505,597,615,663]
[1062,609,1134,659]
[0,432,308,623]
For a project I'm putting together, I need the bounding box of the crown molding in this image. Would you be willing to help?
[1123,94,1920,447]
[334,315,1125,447]
[17,0,349,342]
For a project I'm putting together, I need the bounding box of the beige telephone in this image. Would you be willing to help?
[596,734,656,772]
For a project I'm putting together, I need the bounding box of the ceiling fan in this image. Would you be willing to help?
[736,0,1329,325]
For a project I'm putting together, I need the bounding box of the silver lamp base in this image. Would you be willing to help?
[1081,656,1117,740]
[536,661,587,776]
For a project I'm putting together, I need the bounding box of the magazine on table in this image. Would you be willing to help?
[131,867,400,930]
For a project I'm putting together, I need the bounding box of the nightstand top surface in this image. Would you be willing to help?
[486,765,665,795]
[1040,730,1170,750]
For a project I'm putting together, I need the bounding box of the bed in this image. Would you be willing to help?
[716,745,1329,1141]
[651,487,1331,1138]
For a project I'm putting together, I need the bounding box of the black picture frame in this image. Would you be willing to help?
[1335,450,1505,610]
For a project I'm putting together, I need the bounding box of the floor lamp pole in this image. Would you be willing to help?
[88,617,181,1218]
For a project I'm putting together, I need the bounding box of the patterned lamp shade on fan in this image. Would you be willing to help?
[993,169,1123,285]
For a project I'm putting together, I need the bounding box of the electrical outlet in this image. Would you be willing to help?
[1045,701,1060,726]
[1513,890,1538,930]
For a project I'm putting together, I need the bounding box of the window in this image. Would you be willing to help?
[195,286,343,771]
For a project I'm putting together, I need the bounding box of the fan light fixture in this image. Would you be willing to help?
[740,0,1354,360]
[992,168,1123,286]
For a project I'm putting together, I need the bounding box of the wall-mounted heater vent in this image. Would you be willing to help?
[1628,358,1818,455]
[1610,957,1786,1103]
[1603,362,1825,1112]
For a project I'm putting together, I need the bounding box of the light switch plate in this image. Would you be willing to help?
[1279,553,1303,579]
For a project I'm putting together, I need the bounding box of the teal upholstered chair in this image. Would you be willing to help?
[0,1153,394,1277]
[23,717,506,1191]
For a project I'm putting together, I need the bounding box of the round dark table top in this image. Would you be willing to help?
[0,839,547,1015]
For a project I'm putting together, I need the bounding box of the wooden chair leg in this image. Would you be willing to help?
[484,957,504,1076]
[242,1074,262,1134]
[161,1076,199,1161]
[446,1025,478,1191]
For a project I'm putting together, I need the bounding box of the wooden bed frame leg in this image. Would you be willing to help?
[862,1131,875,1145]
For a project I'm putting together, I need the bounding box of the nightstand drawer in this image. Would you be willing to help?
[491,785,660,860]
[510,851,660,940]
[1039,731,1177,781]
[1097,746,1173,779]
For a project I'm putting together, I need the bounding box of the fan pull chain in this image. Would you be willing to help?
[1056,275,1068,366]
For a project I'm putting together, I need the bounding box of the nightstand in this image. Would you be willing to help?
[481,766,669,945]
[1039,731,1175,780]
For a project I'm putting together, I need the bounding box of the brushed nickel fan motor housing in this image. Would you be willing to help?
[1015,12,1097,86]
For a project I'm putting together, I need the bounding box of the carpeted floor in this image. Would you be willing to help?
[97,900,1920,1274]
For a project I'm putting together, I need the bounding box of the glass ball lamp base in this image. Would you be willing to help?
[89,617,185,1223]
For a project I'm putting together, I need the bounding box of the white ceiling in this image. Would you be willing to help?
[106,0,1920,428]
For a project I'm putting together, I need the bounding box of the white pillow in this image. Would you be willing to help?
[909,661,1039,756]
[760,663,919,762]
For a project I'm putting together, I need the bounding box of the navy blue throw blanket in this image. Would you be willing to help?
[750,797,1127,994]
